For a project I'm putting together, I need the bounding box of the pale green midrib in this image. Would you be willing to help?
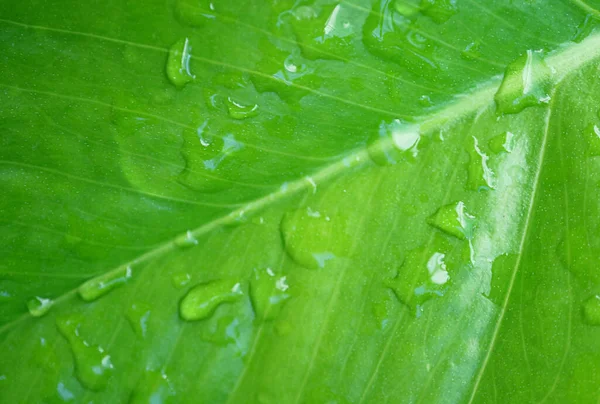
[2,32,600,336]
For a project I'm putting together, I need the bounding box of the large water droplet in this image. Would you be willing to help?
[56,316,114,391]
[427,201,476,240]
[367,120,421,166]
[166,38,195,89]
[78,266,132,302]
[488,131,515,154]
[281,209,349,269]
[250,268,291,321]
[179,280,243,321]
[175,0,216,27]
[172,272,192,289]
[226,97,259,120]
[420,0,458,24]
[467,136,495,190]
[130,369,176,404]
[126,303,151,338]
[494,50,552,114]
[27,296,54,317]
[386,247,451,311]
[583,295,600,326]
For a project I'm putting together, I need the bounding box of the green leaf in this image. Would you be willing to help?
[1,0,600,402]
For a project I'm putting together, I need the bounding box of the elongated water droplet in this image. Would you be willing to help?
[467,136,495,190]
[78,266,132,301]
[166,38,195,88]
[27,296,54,317]
[494,50,552,114]
[488,131,515,154]
[250,268,291,320]
[420,0,458,24]
[225,97,259,120]
[126,303,151,338]
[56,316,113,391]
[427,201,476,240]
[583,295,600,326]
[130,369,176,404]
[367,120,421,166]
[172,272,192,289]
[179,280,243,321]
[175,231,198,248]
[196,120,212,147]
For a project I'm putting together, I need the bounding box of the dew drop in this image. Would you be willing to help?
[202,134,244,171]
[172,272,192,289]
[196,120,212,147]
[427,201,476,240]
[166,38,195,89]
[467,135,495,190]
[126,303,151,338]
[130,369,176,404]
[420,0,458,24]
[179,280,243,321]
[494,50,553,115]
[583,295,600,326]
[56,316,113,391]
[250,269,291,321]
[367,119,421,166]
[226,97,259,120]
[78,266,132,302]
[27,296,54,317]
[488,131,515,154]
[175,231,198,248]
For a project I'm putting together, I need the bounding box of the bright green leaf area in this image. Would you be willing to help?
[2,0,600,402]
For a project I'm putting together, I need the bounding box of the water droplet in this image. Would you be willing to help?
[583,295,600,326]
[200,314,243,348]
[56,381,75,402]
[394,0,421,18]
[250,269,291,321]
[202,134,243,171]
[172,272,192,289]
[78,266,132,302]
[467,136,495,190]
[494,50,553,114]
[419,95,433,107]
[130,369,176,404]
[556,226,600,284]
[585,123,600,156]
[386,247,451,311]
[367,120,421,166]
[488,131,515,154]
[126,303,151,338]
[461,41,480,60]
[281,209,349,269]
[27,296,54,317]
[572,14,600,43]
[175,231,198,248]
[427,201,476,240]
[196,120,212,147]
[226,97,259,120]
[305,176,317,194]
[420,0,458,24]
[179,280,244,321]
[166,38,195,89]
[56,316,113,391]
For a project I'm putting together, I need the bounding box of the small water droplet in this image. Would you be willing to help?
[78,266,132,302]
[56,316,113,391]
[367,120,421,166]
[196,120,212,147]
[420,0,458,24]
[312,252,336,268]
[226,97,259,120]
[179,280,244,321]
[427,201,476,240]
[467,136,495,190]
[585,123,600,156]
[488,131,515,154]
[386,247,451,311]
[130,369,176,404]
[494,50,553,115]
[27,296,54,317]
[305,176,317,194]
[419,95,433,107]
[172,272,192,289]
[126,303,151,338]
[250,268,291,321]
[572,14,600,43]
[583,295,600,326]
[175,231,198,248]
[166,38,195,89]
[461,41,480,60]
